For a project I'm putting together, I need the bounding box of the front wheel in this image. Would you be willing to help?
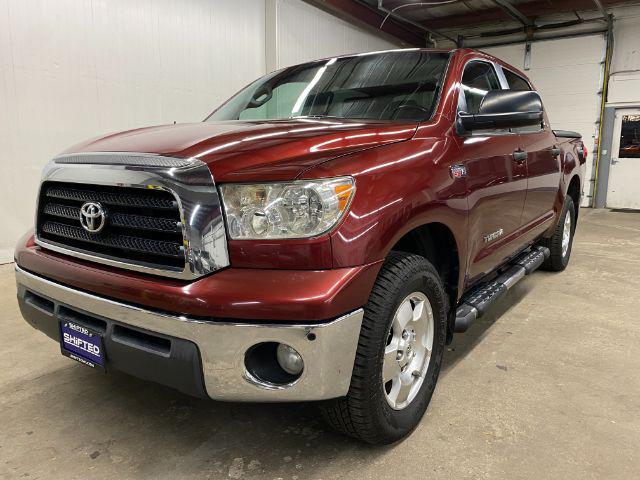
[539,196,576,271]
[320,252,447,445]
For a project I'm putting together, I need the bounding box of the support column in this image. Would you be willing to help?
[265,0,279,73]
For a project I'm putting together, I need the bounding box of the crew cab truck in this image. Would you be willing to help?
[14,48,585,445]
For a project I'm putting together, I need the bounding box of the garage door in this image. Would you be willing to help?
[484,35,606,206]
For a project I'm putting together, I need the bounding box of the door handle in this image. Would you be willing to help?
[512,150,528,163]
[550,147,561,157]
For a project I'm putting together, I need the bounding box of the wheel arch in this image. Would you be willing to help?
[388,221,462,341]
[566,174,581,222]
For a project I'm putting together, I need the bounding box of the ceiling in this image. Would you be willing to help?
[307,0,640,47]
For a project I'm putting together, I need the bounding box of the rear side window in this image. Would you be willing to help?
[504,70,531,91]
[460,61,501,114]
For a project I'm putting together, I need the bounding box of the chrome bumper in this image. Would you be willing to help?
[15,266,363,402]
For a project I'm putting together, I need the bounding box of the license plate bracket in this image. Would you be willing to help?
[59,320,105,369]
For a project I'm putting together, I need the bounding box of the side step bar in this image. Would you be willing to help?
[454,246,550,333]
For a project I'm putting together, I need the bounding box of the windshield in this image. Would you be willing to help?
[207,50,450,123]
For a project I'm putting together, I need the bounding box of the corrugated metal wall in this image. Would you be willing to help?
[485,35,606,206]
[0,0,400,262]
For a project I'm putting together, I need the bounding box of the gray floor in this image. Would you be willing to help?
[1,208,639,480]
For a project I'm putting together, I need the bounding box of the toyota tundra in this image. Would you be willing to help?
[14,48,586,444]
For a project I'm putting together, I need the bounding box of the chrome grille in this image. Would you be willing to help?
[45,185,177,209]
[42,203,182,233]
[37,182,185,269]
[35,153,230,279]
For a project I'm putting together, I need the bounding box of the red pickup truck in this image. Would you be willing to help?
[15,48,585,444]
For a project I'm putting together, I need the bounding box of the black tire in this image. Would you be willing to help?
[320,251,448,445]
[539,196,576,271]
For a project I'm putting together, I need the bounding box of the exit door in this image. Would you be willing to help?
[606,109,640,209]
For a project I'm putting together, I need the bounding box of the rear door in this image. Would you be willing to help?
[503,68,561,233]
[457,61,528,284]
[606,109,640,209]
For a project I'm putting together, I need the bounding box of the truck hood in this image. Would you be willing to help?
[63,119,418,182]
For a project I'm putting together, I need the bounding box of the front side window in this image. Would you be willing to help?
[504,69,532,91]
[207,51,451,122]
[460,61,501,114]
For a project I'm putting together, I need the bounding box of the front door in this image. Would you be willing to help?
[456,60,528,285]
[606,109,640,209]
[462,134,528,284]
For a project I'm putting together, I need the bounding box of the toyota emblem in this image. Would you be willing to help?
[79,202,106,234]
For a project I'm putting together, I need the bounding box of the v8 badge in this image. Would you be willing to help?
[450,164,467,179]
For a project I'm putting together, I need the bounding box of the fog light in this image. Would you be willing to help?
[276,343,304,375]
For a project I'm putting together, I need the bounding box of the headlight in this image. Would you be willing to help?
[219,177,355,239]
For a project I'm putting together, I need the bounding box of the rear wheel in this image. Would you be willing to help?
[540,196,576,271]
[320,252,447,445]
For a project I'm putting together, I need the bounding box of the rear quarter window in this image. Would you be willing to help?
[503,69,543,133]
[503,70,532,91]
[460,61,502,114]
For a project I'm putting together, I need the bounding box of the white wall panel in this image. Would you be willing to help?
[485,35,605,206]
[274,0,399,69]
[0,0,266,262]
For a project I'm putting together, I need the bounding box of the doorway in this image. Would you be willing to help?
[606,108,640,209]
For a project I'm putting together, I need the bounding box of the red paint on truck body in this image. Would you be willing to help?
[15,231,381,321]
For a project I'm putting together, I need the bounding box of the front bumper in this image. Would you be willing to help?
[15,266,364,402]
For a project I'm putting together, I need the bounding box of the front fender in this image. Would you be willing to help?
[301,134,468,275]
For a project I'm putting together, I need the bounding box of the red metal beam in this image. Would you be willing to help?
[421,0,626,30]
[303,0,426,46]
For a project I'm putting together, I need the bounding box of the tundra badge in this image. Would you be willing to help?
[483,228,504,243]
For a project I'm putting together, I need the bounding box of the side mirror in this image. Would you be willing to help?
[459,90,543,131]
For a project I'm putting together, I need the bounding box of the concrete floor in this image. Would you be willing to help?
[1,208,639,480]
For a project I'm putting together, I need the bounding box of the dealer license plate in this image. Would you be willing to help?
[59,320,105,369]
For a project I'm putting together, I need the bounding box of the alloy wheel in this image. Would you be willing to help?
[382,292,435,410]
[562,211,572,258]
